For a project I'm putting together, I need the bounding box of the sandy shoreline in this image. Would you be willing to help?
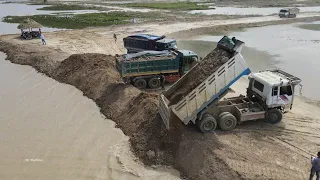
[1,13,320,180]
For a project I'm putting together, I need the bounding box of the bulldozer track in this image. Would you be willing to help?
[268,136,315,158]
[225,159,307,180]
[237,127,320,139]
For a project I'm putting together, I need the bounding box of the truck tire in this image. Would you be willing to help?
[134,79,147,89]
[265,108,282,124]
[218,112,229,121]
[148,77,160,89]
[197,114,217,133]
[219,112,237,131]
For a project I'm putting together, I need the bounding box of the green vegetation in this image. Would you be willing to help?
[3,12,155,29]
[298,24,320,31]
[37,4,104,11]
[126,2,209,10]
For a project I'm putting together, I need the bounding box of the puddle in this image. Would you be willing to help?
[190,6,320,15]
[185,22,320,100]
[84,3,159,13]
[297,20,320,31]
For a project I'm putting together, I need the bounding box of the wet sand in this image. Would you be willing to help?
[0,52,179,180]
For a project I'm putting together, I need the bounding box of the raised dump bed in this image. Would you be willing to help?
[159,36,251,129]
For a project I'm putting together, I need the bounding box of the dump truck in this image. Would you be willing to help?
[115,49,198,89]
[279,8,300,18]
[123,34,178,53]
[159,36,302,133]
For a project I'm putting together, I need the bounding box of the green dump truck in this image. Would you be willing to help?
[115,50,198,89]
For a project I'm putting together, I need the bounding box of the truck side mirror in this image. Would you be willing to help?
[294,84,303,95]
[298,84,303,95]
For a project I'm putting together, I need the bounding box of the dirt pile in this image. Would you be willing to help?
[167,48,232,105]
[54,53,123,100]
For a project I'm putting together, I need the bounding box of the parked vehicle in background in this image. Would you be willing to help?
[279,8,300,18]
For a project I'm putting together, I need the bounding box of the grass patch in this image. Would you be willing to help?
[37,4,104,11]
[298,24,320,31]
[126,2,210,10]
[2,12,156,29]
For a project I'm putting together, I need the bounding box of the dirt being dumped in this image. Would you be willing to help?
[0,41,241,180]
[167,48,231,105]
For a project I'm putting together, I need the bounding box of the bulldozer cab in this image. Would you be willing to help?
[217,36,244,54]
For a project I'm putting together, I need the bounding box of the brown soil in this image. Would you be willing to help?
[167,48,231,105]
[117,53,176,62]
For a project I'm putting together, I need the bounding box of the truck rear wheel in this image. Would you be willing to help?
[148,77,160,89]
[218,112,229,121]
[265,108,282,124]
[197,114,217,133]
[219,112,237,131]
[134,79,147,89]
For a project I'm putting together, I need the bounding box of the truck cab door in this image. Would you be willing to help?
[271,85,293,111]
[183,56,198,73]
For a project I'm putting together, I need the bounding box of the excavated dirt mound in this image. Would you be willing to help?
[54,53,123,100]
[167,48,232,105]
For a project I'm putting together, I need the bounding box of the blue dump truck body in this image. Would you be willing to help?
[123,34,177,53]
[115,50,198,89]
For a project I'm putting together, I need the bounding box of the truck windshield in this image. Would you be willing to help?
[280,10,288,13]
[280,85,293,96]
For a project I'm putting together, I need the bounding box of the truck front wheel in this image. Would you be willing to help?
[134,79,147,89]
[219,112,237,131]
[148,77,160,89]
[197,114,217,133]
[265,108,282,124]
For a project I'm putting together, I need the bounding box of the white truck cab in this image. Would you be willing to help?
[248,69,302,112]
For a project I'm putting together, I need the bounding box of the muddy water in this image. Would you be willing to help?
[0,52,179,180]
[180,21,320,100]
